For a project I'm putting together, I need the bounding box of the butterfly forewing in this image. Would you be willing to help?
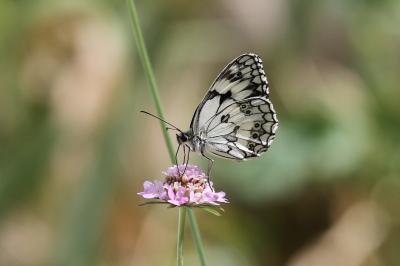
[190,53,278,160]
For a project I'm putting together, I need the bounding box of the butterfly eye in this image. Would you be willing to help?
[254,123,260,128]
[252,133,259,139]
[177,133,188,143]
[240,104,247,110]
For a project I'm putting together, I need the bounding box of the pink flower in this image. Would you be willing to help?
[203,186,229,205]
[168,186,189,206]
[138,165,229,207]
[137,180,164,199]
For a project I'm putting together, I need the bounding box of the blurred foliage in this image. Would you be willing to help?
[0,0,399,266]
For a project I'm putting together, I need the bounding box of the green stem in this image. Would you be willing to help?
[127,0,175,160]
[188,209,207,266]
[177,207,187,266]
[127,1,207,265]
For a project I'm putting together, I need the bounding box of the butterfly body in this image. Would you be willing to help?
[177,53,278,162]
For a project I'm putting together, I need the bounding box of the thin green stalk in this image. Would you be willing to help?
[177,207,187,266]
[188,209,207,266]
[127,1,207,265]
[127,0,174,160]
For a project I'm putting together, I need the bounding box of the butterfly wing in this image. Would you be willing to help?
[204,97,278,160]
[190,53,278,160]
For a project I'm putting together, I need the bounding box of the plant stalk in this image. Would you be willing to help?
[188,208,207,266]
[177,207,187,266]
[127,0,175,160]
[127,1,207,265]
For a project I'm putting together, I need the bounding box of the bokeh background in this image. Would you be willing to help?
[1,0,400,265]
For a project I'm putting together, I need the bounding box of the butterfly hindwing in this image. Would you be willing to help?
[190,53,278,160]
[204,97,278,160]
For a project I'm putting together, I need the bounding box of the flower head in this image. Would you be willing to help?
[138,165,228,207]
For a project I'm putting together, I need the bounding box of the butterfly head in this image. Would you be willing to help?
[176,130,200,152]
[176,131,190,145]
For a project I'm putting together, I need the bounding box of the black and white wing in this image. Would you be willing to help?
[190,53,278,160]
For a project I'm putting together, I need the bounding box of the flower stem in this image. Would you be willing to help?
[127,1,207,265]
[188,209,207,266]
[127,0,175,160]
[177,207,187,266]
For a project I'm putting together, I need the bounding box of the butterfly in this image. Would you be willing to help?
[142,53,278,173]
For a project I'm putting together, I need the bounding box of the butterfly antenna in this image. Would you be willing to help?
[166,127,180,132]
[140,111,182,133]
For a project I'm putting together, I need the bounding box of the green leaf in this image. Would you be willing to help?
[196,205,225,212]
[138,201,169,206]
[199,207,222,216]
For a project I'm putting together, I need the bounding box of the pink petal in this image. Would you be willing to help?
[167,186,175,200]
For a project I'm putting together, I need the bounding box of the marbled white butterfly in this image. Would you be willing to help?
[143,53,278,172]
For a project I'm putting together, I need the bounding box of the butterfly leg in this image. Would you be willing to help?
[175,144,188,178]
[182,145,190,176]
[175,144,181,166]
[201,151,215,190]
[175,145,191,178]
[180,145,188,178]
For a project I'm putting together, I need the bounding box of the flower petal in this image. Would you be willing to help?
[138,165,228,208]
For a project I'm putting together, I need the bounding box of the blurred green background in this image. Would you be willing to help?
[1,0,400,265]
